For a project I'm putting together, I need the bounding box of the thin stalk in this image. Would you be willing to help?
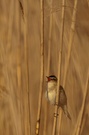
[63,0,78,87]
[23,0,31,135]
[2,1,20,134]
[43,0,53,134]
[58,0,78,134]
[79,116,86,135]
[7,0,14,50]
[73,70,89,135]
[87,0,89,7]
[0,48,18,134]
[52,0,65,135]
[1,1,22,135]
[47,1,53,75]
[18,0,24,21]
[1,46,19,135]
[35,0,44,135]
[16,1,23,135]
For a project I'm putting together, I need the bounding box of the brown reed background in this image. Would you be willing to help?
[0,0,89,135]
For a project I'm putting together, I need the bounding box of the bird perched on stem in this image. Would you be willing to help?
[45,75,71,120]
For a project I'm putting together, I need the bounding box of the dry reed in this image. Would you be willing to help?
[73,69,89,135]
[58,0,78,134]
[35,0,44,134]
[52,0,65,135]
[18,0,24,21]
[43,1,53,135]
[23,0,31,134]
[0,1,88,135]
[16,1,23,135]
[1,1,21,134]
[7,0,14,50]
[87,0,89,7]
[63,0,78,86]
[0,46,20,134]
[0,1,21,135]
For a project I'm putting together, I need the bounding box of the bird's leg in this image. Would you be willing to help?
[54,102,59,117]
[54,102,59,106]
[54,113,59,117]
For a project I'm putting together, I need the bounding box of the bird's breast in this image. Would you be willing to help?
[48,90,56,105]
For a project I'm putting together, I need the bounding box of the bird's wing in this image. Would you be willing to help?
[59,85,67,106]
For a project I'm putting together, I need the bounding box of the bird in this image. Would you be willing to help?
[45,75,71,120]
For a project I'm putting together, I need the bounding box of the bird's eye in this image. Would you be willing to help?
[51,77,56,80]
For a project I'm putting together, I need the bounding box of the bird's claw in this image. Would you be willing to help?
[54,102,59,106]
[54,113,59,117]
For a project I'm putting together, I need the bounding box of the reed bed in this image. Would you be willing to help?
[0,0,89,135]
[58,0,78,134]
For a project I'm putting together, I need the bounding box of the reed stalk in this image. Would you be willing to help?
[16,1,23,135]
[52,0,65,135]
[35,0,44,134]
[87,0,89,7]
[1,34,19,135]
[43,1,53,135]
[63,0,78,87]
[58,0,78,134]
[0,48,19,135]
[3,1,21,134]
[73,69,89,135]
[18,0,24,21]
[7,0,14,50]
[23,0,31,135]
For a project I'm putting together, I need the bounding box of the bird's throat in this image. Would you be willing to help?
[48,81,57,92]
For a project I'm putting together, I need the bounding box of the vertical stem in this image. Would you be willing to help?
[35,0,44,135]
[43,1,53,135]
[87,0,89,7]
[58,0,78,134]
[52,0,65,135]
[0,51,18,134]
[23,0,31,135]
[47,0,53,75]
[63,0,78,87]
[16,1,23,135]
[1,43,19,135]
[73,70,89,135]
[3,1,21,134]
[7,0,14,50]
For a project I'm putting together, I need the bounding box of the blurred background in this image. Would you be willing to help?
[0,0,89,135]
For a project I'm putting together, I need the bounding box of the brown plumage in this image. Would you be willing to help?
[45,75,71,120]
[59,86,71,120]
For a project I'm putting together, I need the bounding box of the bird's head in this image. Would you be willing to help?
[46,75,57,82]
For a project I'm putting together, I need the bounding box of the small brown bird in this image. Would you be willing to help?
[45,75,71,120]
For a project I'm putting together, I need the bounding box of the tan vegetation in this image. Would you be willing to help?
[0,0,89,135]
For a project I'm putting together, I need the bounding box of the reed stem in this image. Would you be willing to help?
[52,0,65,135]
[36,0,44,134]
[23,0,31,134]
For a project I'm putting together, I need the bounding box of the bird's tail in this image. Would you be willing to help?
[62,105,71,120]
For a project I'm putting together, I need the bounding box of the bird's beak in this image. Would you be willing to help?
[46,76,49,82]
[46,76,51,82]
